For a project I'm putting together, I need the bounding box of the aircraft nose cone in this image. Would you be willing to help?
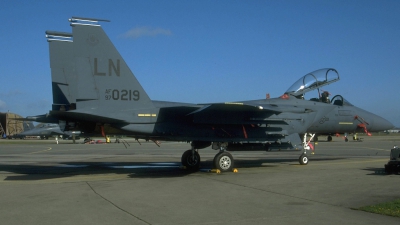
[370,116,394,132]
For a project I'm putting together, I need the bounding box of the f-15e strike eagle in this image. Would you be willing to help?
[31,17,392,172]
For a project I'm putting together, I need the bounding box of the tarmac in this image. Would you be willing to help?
[0,135,399,225]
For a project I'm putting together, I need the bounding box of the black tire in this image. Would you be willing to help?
[345,137,348,142]
[391,165,399,174]
[214,152,234,172]
[327,136,332,142]
[299,154,308,165]
[181,150,201,170]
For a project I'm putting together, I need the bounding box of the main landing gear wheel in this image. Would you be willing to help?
[327,136,332,142]
[181,150,201,170]
[214,152,234,172]
[299,154,309,165]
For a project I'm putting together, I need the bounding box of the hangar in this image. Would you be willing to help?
[0,112,24,138]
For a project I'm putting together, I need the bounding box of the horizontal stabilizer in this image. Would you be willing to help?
[49,110,126,125]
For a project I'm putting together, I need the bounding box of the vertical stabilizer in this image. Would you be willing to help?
[70,18,154,113]
[46,31,76,111]
[23,121,35,132]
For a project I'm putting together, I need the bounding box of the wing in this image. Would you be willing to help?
[188,103,287,125]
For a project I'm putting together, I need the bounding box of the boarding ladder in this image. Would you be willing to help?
[0,123,5,137]
[354,115,371,136]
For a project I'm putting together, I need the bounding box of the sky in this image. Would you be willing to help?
[0,0,399,127]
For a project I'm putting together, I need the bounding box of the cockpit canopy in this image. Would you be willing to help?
[281,68,354,107]
[285,68,339,97]
[331,95,353,106]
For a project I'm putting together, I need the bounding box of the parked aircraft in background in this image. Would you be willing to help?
[28,17,393,172]
[13,123,80,140]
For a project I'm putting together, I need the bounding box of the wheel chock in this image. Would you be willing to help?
[210,169,221,174]
[232,168,238,173]
[199,169,220,173]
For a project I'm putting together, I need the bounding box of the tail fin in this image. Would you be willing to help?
[46,31,77,111]
[69,17,154,112]
[23,121,35,132]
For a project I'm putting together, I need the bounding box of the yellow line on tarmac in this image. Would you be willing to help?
[28,147,52,154]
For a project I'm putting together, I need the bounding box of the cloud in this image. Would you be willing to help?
[120,26,172,39]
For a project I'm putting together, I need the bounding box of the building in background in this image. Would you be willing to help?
[0,112,24,138]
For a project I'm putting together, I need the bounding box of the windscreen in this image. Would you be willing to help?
[285,68,340,97]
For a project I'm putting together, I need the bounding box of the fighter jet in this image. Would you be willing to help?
[35,17,392,172]
[45,29,393,148]
[14,123,80,140]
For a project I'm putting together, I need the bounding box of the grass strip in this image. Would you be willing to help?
[359,199,400,217]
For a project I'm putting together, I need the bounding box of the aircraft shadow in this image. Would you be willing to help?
[362,167,397,176]
[1,156,346,181]
[233,157,345,168]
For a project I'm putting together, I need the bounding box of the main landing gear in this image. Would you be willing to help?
[214,152,234,171]
[212,143,234,172]
[181,137,314,172]
[181,142,235,172]
[181,149,201,170]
